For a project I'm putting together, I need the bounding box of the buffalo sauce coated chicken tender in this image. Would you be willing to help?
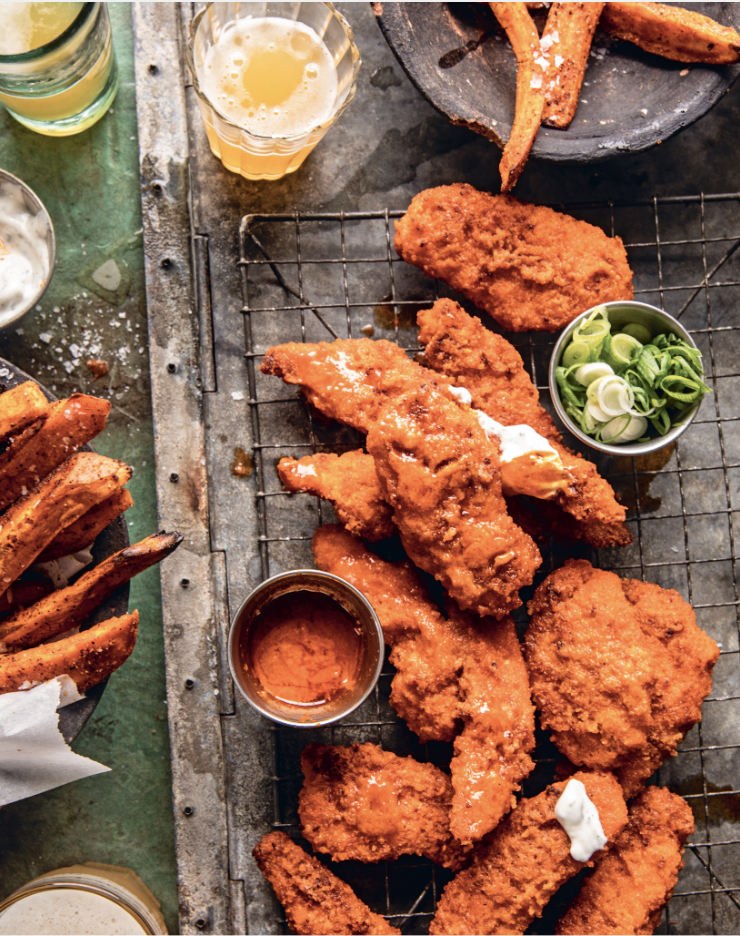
[312,525,536,844]
[556,785,695,936]
[418,298,631,548]
[525,560,719,797]
[252,831,401,936]
[394,184,633,332]
[430,770,628,936]
[367,384,541,618]
[299,742,471,869]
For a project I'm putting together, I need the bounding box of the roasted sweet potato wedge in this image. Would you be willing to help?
[37,489,134,563]
[601,2,740,64]
[541,3,604,129]
[0,451,132,600]
[0,580,55,617]
[0,611,139,694]
[0,393,111,512]
[0,381,50,444]
[489,2,546,193]
[0,532,182,652]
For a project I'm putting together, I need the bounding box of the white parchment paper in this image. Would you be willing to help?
[0,676,110,806]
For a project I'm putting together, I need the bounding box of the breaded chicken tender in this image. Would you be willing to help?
[260,338,449,434]
[394,184,633,332]
[557,785,694,935]
[430,771,628,935]
[525,560,719,797]
[418,299,631,548]
[252,832,400,936]
[312,525,536,843]
[367,385,541,617]
[278,451,394,541]
[299,743,471,869]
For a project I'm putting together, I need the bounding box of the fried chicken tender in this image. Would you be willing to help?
[260,337,449,434]
[367,385,541,617]
[394,184,633,332]
[299,743,471,869]
[278,452,394,541]
[252,831,400,936]
[312,525,536,843]
[525,560,720,797]
[430,771,628,936]
[556,785,694,935]
[418,299,632,548]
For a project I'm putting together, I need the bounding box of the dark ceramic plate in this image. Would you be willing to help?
[0,358,130,744]
[375,2,740,163]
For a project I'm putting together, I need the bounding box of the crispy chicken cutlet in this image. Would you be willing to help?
[525,560,719,797]
[299,743,471,869]
[556,785,695,935]
[394,184,633,332]
[252,832,400,936]
[367,385,541,617]
[430,771,628,935]
[312,525,536,843]
[418,299,632,548]
[278,451,394,541]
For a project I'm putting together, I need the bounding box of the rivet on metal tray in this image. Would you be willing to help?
[195,919,206,930]
[181,578,190,587]
[152,182,163,195]
[185,678,195,690]
[183,805,194,816]
[170,472,179,483]
[161,257,173,269]
[167,362,177,373]
[148,63,158,75]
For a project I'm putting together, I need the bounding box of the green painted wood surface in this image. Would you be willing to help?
[0,6,178,932]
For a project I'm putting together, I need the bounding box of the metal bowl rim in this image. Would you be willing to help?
[548,300,703,457]
[0,168,56,329]
[227,568,384,728]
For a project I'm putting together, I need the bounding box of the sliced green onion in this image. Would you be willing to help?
[575,362,614,387]
[600,414,648,443]
[621,322,652,344]
[596,375,633,416]
[587,399,612,423]
[562,341,592,368]
[659,374,704,404]
[606,332,643,370]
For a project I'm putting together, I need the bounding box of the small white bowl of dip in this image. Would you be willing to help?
[0,169,55,329]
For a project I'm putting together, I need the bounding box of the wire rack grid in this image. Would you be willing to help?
[236,193,740,935]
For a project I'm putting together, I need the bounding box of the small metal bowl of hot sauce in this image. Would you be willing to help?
[228,570,384,728]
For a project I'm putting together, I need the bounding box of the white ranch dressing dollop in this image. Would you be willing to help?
[554,777,607,862]
[0,182,50,325]
[447,384,570,499]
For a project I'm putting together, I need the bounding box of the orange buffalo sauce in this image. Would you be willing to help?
[241,591,363,708]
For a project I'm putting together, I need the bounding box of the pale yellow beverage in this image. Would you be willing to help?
[198,16,339,180]
[0,2,84,55]
[0,2,118,136]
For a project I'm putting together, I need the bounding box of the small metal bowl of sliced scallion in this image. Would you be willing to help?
[549,301,711,457]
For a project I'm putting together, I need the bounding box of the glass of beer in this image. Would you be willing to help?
[0,3,119,137]
[186,2,361,181]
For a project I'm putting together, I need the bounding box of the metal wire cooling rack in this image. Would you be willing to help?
[237,194,740,935]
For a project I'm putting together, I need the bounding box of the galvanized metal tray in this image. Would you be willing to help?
[132,6,740,934]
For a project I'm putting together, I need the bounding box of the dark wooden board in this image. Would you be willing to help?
[0,358,130,744]
[375,2,740,163]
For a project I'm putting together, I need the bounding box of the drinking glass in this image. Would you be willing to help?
[0,3,119,137]
[186,2,361,181]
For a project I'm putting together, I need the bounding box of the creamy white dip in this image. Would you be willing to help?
[0,888,147,935]
[0,182,51,326]
[554,777,607,862]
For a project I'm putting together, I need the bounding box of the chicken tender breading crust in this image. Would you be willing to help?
[278,452,394,541]
[312,525,536,843]
[556,785,695,935]
[430,771,629,936]
[252,831,401,936]
[298,743,471,869]
[394,184,633,333]
[367,385,541,617]
[418,299,631,548]
[525,560,719,797]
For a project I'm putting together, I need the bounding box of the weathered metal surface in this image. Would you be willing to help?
[131,5,231,933]
[376,2,740,164]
